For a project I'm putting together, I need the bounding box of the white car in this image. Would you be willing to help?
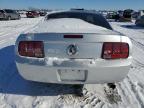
[15,10,132,84]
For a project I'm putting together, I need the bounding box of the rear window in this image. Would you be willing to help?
[28,11,37,13]
[28,11,33,13]
[0,10,4,13]
[47,12,113,30]
[4,9,16,13]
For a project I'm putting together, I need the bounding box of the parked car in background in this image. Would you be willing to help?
[119,9,133,22]
[100,11,108,18]
[39,11,47,16]
[18,10,27,18]
[0,9,20,20]
[15,10,132,84]
[26,11,39,18]
[139,10,144,16]
[106,11,117,19]
[117,10,124,17]
[135,15,144,27]
[132,11,139,19]
[0,10,5,20]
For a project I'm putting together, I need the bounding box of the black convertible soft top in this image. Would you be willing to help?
[47,10,113,30]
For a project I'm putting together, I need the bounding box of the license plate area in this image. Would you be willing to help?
[58,69,88,82]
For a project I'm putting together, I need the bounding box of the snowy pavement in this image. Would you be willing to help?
[0,17,43,48]
[0,18,144,108]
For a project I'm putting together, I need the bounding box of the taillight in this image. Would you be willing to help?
[102,42,129,59]
[18,41,44,58]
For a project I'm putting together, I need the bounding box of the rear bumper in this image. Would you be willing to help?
[16,57,132,84]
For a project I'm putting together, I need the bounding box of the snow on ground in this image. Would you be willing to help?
[0,17,43,48]
[0,18,144,108]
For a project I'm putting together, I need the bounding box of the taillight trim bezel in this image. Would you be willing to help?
[18,41,45,58]
[101,42,129,59]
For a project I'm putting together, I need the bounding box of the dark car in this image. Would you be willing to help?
[132,12,139,19]
[39,11,47,16]
[26,11,40,18]
[119,9,133,22]
[0,9,21,20]
[106,12,117,19]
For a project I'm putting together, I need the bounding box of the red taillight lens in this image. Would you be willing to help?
[102,42,129,59]
[18,41,44,58]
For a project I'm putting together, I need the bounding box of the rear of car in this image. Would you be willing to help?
[119,9,133,22]
[39,11,47,16]
[15,11,132,84]
[18,11,27,18]
[26,11,39,18]
[4,9,21,20]
[106,12,116,19]
[0,10,5,19]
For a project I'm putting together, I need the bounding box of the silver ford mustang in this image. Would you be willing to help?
[15,10,132,84]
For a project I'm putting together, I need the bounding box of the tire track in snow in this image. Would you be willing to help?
[133,59,144,68]
[122,79,141,108]
[0,40,7,45]
[0,24,36,41]
[3,95,18,108]
[32,96,41,108]
[130,38,144,50]
[56,87,103,108]
[126,76,144,108]
[0,17,43,44]
[56,84,123,108]
[116,83,131,107]
[0,31,10,36]
[136,82,144,94]
[0,22,41,46]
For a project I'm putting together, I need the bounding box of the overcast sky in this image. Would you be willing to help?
[0,0,143,10]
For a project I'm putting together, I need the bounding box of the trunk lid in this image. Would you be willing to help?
[24,33,121,59]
